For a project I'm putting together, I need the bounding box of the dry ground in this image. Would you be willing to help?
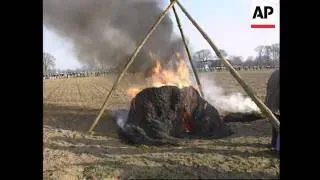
[43,70,279,179]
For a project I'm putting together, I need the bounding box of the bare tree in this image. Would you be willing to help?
[265,45,272,65]
[271,43,280,61]
[243,56,255,66]
[192,49,214,62]
[270,44,280,67]
[255,45,265,64]
[254,44,279,66]
[229,56,243,66]
[219,49,228,58]
[246,56,254,62]
[214,49,228,67]
[43,52,56,75]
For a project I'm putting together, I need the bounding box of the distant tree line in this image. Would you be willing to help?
[43,52,121,79]
[191,43,279,72]
[43,43,279,79]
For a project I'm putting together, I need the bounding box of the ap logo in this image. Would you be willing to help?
[251,0,278,28]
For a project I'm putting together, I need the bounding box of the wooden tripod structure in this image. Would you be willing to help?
[88,0,280,134]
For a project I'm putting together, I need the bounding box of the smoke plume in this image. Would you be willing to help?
[113,109,129,130]
[43,0,184,72]
[200,77,261,113]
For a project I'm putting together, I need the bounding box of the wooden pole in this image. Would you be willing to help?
[171,1,205,98]
[88,0,177,133]
[175,0,280,131]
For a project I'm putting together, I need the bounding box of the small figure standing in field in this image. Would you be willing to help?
[265,69,280,152]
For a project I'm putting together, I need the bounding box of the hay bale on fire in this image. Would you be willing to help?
[118,85,233,146]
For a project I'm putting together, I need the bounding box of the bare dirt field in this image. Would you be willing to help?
[43,70,279,179]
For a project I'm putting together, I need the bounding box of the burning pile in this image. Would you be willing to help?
[119,52,264,145]
[119,85,233,145]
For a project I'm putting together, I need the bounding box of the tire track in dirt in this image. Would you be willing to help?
[65,78,110,128]
[91,77,132,110]
[44,79,99,179]
[44,79,67,102]
[88,78,124,109]
[65,78,87,125]
[44,78,88,130]
[92,77,113,91]
[89,81,109,96]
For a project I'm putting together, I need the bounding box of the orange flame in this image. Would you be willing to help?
[148,52,191,88]
[127,51,192,98]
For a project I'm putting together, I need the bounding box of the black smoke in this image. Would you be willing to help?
[43,0,185,72]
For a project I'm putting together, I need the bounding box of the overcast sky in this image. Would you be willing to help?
[43,0,279,70]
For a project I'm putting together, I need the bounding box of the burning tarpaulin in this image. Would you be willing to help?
[118,85,233,146]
